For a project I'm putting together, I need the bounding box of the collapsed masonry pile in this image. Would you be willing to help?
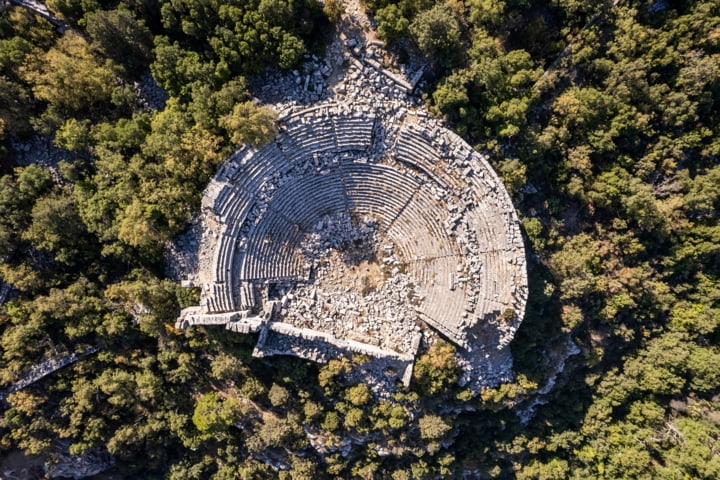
[286,212,423,356]
[175,36,528,392]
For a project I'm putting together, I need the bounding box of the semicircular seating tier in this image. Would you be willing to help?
[178,101,528,386]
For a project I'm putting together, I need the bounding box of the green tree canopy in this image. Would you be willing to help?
[409,4,462,59]
[220,101,278,148]
[84,8,152,75]
[21,31,114,112]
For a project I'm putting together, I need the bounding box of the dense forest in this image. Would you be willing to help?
[0,0,719,478]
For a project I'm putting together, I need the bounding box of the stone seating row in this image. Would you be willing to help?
[461,200,510,252]
[227,143,292,194]
[214,183,255,225]
[280,114,337,161]
[207,200,255,311]
[265,170,347,231]
[335,132,373,151]
[391,148,447,189]
[344,190,410,230]
[394,125,444,162]
[393,123,481,190]
[470,249,526,319]
[234,170,356,283]
[239,282,256,310]
[215,147,254,182]
[206,282,235,313]
[341,162,421,230]
[278,111,377,162]
[464,174,521,251]
[214,235,232,285]
[391,151,464,195]
[213,208,248,281]
[410,255,470,338]
[240,210,306,281]
[384,216,442,262]
[206,200,519,326]
[333,114,375,152]
[385,185,459,260]
[220,158,469,285]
